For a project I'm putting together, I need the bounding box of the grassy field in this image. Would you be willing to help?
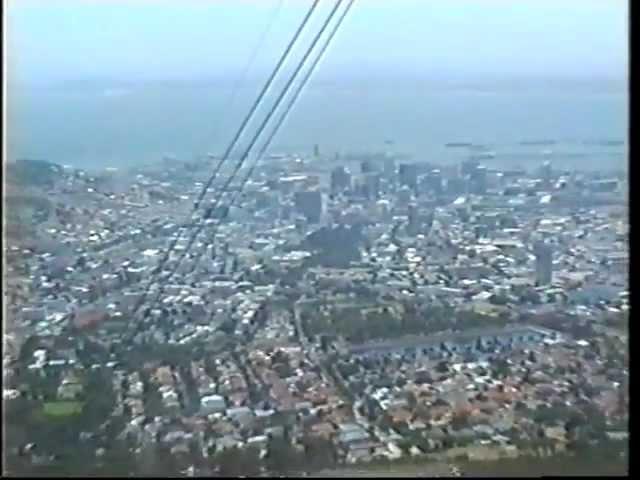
[42,401,84,417]
[313,448,628,478]
[459,454,628,477]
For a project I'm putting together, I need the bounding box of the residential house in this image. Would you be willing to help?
[57,373,84,400]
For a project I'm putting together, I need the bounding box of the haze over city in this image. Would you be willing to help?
[4,0,629,477]
[7,0,628,86]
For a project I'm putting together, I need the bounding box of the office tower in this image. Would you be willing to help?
[294,190,323,224]
[361,159,379,174]
[539,161,552,183]
[314,144,320,158]
[330,166,351,194]
[461,158,480,177]
[470,165,488,195]
[534,241,553,286]
[424,210,435,231]
[399,163,419,190]
[280,201,294,221]
[397,185,413,206]
[376,199,392,220]
[295,216,307,233]
[589,179,619,193]
[254,188,273,210]
[424,169,443,196]
[407,204,433,236]
[407,202,419,235]
[383,157,396,177]
[474,225,489,239]
[447,177,467,196]
[486,170,503,190]
[363,172,381,200]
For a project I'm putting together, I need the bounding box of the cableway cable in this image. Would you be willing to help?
[143,0,346,314]
[132,0,320,315]
[189,0,356,272]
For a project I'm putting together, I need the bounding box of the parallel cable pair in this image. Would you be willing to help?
[143,0,354,316]
[184,0,357,276]
[133,0,355,320]
[160,0,350,283]
[132,0,321,315]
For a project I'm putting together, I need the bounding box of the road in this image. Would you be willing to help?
[292,304,336,388]
[310,462,459,477]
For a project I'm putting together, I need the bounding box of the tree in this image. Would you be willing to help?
[365,397,380,421]
[592,342,602,357]
[533,404,578,427]
[514,400,528,412]
[273,361,295,379]
[415,404,431,422]
[579,403,607,432]
[489,294,509,306]
[436,360,449,374]
[450,411,469,431]
[337,361,359,378]
[213,446,261,477]
[567,436,590,454]
[415,370,433,385]
[379,413,395,431]
[475,392,489,402]
[271,349,290,366]
[265,438,304,475]
[320,335,331,353]
[218,319,235,335]
[406,391,418,411]
[301,436,336,470]
[492,358,511,379]
[521,290,541,305]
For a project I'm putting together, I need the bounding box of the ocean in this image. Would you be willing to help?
[6,79,628,172]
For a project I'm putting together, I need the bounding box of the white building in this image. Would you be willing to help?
[200,394,226,415]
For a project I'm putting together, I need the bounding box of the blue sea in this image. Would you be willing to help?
[6,78,628,172]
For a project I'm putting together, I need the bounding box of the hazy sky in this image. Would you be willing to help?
[7,0,628,86]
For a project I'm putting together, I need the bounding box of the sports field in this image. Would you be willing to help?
[42,401,84,417]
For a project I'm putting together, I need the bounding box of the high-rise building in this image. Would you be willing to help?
[399,163,419,190]
[294,190,323,224]
[330,166,351,194]
[534,241,553,286]
[486,170,503,190]
[397,185,413,206]
[446,177,467,196]
[280,201,294,221]
[474,225,489,239]
[254,188,275,210]
[407,202,419,235]
[423,169,443,196]
[406,203,434,236]
[588,179,619,193]
[362,173,381,200]
[470,165,488,195]
[376,199,392,220]
[461,158,480,177]
[361,159,380,174]
[295,216,307,233]
[539,161,552,183]
[383,157,396,177]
